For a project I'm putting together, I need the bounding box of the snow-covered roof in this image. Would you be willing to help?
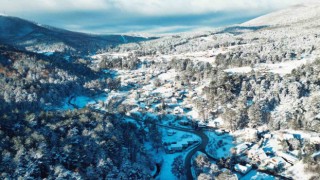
[234,164,252,174]
[277,152,298,163]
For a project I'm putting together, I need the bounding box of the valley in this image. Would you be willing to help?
[0,2,320,180]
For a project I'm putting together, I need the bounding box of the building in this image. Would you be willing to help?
[267,156,286,171]
[173,106,184,114]
[167,130,176,136]
[235,143,250,155]
[170,144,183,152]
[247,148,268,165]
[277,152,298,165]
[234,164,252,174]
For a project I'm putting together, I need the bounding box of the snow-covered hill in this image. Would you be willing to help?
[0,15,151,54]
[242,3,320,26]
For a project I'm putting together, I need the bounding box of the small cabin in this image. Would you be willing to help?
[234,164,252,174]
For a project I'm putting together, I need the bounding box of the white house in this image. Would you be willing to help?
[234,164,252,174]
[167,130,176,136]
[173,106,184,114]
[170,144,183,152]
[235,143,250,155]
[277,152,298,164]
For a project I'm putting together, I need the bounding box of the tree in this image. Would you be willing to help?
[248,103,262,128]
[153,78,162,87]
[171,155,185,179]
[149,123,162,153]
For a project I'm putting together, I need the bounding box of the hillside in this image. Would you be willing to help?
[0,3,320,180]
[0,15,151,54]
[242,3,320,26]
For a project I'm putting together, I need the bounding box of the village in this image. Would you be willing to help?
[81,52,320,179]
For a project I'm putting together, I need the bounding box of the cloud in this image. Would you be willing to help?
[1,0,310,16]
[0,0,315,34]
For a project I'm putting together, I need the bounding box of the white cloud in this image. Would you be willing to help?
[1,0,314,16]
[114,0,317,16]
[1,0,111,13]
[1,0,318,34]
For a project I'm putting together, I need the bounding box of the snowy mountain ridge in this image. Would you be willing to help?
[242,2,320,26]
[0,15,151,54]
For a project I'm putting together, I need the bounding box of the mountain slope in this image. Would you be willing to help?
[242,3,320,26]
[0,15,151,54]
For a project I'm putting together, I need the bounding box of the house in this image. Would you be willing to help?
[247,148,268,165]
[178,120,189,126]
[234,164,252,174]
[215,129,225,135]
[278,133,294,141]
[184,104,193,110]
[197,122,207,128]
[171,97,178,104]
[173,107,184,114]
[235,143,250,155]
[167,130,176,136]
[263,133,272,139]
[165,146,174,154]
[179,142,189,149]
[208,117,224,128]
[268,156,286,170]
[277,152,298,165]
[269,156,286,167]
[170,144,183,152]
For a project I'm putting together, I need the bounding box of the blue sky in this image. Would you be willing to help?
[0,0,313,34]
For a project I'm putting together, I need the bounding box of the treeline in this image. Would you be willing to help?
[154,56,320,133]
[0,109,156,179]
[0,44,109,113]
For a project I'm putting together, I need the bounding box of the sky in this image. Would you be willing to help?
[0,0,314,34]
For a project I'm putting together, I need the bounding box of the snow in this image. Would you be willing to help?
[153,86,174,99]
[234,164,252,174]
[91,52,129,59]
[158,152,181,180]
[207,117,224,128]
[35,51,55,56]
[224,66,253,74]
[262,58,315,75]
[240,170,275,180]
[158,69,176,81]
[205,131,235,159]
[284,161,316,180]
[243,3,320,26]
[70,96,94,108]
[186,108,199,119]
[58,94,107,110]
[224,57,315,76]
[162,129,200,146]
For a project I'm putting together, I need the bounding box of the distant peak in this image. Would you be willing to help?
[0,13,8,17]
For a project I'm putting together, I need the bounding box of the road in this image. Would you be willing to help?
[156,124,292,180]
[157,124,213,180]
[88,111,292,180]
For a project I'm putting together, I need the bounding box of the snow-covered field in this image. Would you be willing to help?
[225,56,316,76]
[205,131,235,159]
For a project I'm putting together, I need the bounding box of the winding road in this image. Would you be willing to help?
[156,124,213,180]
[88,109,292,180]
[156,124,292,180]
